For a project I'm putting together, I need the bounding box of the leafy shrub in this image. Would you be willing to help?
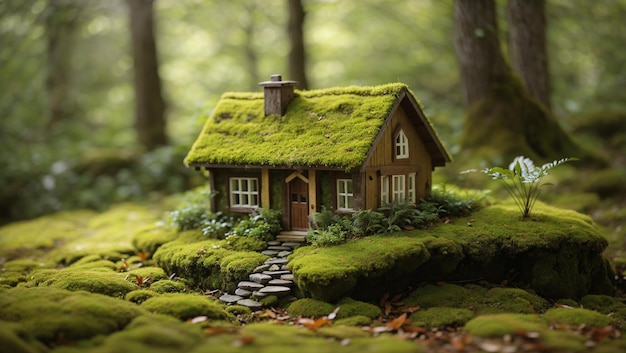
[423,185,489,218]
[306,224,348,247]
[351,209,385,236]
[225,208,282,241]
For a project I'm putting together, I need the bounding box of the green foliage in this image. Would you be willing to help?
[141,293,233,321]
[482,156,576,218]
[225,208,282,241]
[306,223,348,247]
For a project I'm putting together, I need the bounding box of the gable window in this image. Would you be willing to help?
[230,177,259,208]
[407,173,416,203]
[381,175,389,205]
[392,175,406,203]
[395,129,409,159]
[337,179,353,211]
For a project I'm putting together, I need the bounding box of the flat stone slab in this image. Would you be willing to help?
[259,285,292,297]
[237,299,262,310]
[268,279,293,287]
[235,288,252,297]
[265,258,288,266]
[268,264,281,271]
[281,242,302,249]
[261,250,279,256]
[249,273,273,284]
[253,264,271,273]
[267,241,282,246]
[281,265,290,271]
[262,270,292,278]
[252,290,269,298]
[280,274,294,281]
[267,246,292,251]
[277,250,292,258]
[237,281,264,291]
[219,294,242,303]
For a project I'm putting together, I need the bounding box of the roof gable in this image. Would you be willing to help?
[185,83,450,171]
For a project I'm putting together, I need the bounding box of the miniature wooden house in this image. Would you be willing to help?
[185,75,450,237]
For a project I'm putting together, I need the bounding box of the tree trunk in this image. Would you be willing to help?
[128,0,167,151]
[242,3,260,91]
[507,0,551,111]
[45,0,81,128]
[453,0,578,163]
[287,0,309,89]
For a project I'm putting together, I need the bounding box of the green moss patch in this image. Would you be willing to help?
[0,287,145,344]
[149,279,187,293]
[287,298,336,318]
[140,293,233,321]
[26,267,138,298]
[464,313,547,337]
[290,201,611,301]
[542,307,615,327]
[153,232,268,292]
[132,223,178,256]
[334,315,373,327]
[288,234,430,302]
[125,289,160,304]
[335,297,381,319]
[409,307,474,328]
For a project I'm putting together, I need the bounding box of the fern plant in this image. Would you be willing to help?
[482,156,576,219]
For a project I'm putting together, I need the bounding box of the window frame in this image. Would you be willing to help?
[336,178,354,211]
[395,129,409,159]
[407,173,416,204]
[380,175,390,205]
[392,175,406,203]
[229,176,260,210]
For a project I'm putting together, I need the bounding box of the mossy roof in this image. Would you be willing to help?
[184,83,451,171]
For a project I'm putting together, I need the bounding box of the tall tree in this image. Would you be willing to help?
[128,0,167,151]
[45,0,81,128]
[453,0,577,162]
[507,0,551,111]
[287,0,309,89]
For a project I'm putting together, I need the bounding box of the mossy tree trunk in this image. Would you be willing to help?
[128,0,167,151]
[453,0,577,163]
[287,0,309,89]
[507,0,551,112]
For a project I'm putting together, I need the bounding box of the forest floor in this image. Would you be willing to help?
[1,117,625,352]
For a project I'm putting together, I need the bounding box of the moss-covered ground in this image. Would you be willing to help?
[1,184,625,351]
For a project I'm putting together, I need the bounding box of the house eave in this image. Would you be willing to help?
[188,162,351,172]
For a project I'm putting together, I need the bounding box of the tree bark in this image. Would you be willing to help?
[287,0,309,89]
[128,0,167,151]
[453,0,578,162]
[45,0,81,127]
[507,0,551,111]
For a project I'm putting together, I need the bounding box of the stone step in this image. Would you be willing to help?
[238,281,264,291]
[237,298,262,310]
[249,273,273,284]
[280,274,294,281]
[261,250,279,256]
[281,242,303,249]
[277,250,292,258]
[267,240,282,246]
[253,264,271,273]
[262,270,291,278]
[268,279,293,287]
[219,294,242,304]
[265,258,288,266]
[235,288,252,298]
[259,285,292,297]
[267,245,292,251]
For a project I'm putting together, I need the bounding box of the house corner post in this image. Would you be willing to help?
[261,169,270,208]
[308,169,316,216]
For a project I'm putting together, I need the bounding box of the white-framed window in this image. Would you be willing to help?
[337,179,353,210]
[395,130,409,159]
[230,177,259,208]
[380,175,389,205]
[392,175,406,203]
[407,173,416,203]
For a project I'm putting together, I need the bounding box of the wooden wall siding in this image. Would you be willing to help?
[362,105,433,208]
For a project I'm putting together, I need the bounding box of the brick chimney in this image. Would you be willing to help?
[258,74,297,116]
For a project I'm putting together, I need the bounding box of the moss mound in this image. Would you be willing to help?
[286,298,336,318]
[542,307,615,327]
[153,231,268,292]
[125,289,160,304]
[132,223,178,256]
[290,202,612,301]
[0,287,145,344]
[149,279,187,293]
[140,293,233,321]
[27,268,138,298]
[0,321,48,353]
[409,307,474,328]
[334,315,373,327]
[464,313,547,337]
[335,297,381,319]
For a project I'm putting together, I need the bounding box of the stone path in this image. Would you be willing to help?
[218,240,302,309]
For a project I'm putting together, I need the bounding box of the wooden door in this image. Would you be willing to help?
[289,178,309,230]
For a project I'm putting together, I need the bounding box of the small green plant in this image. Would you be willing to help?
[482,156,576,219]
[306,224,348,247]
[225,208,282,241]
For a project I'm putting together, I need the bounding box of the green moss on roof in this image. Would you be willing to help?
[185,83,448,170]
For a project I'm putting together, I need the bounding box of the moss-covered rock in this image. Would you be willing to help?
[125,289,160,304]
[335,297,381,320]
[464,313,547,337]
[286,298,336,318]
[153,231,268,292]
[140,293,233,321]
[0,287,145,344]
[409,307,474,328]
[0,321,48,353]
[334,315,373,327]
[542,307,615,327]
[289,202,612,301]
[26,268,138,298]
[148,279,187,293]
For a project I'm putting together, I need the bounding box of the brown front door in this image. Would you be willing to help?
[289,177,309,230]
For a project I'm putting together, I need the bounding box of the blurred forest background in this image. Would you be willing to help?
[1,0,625,225]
